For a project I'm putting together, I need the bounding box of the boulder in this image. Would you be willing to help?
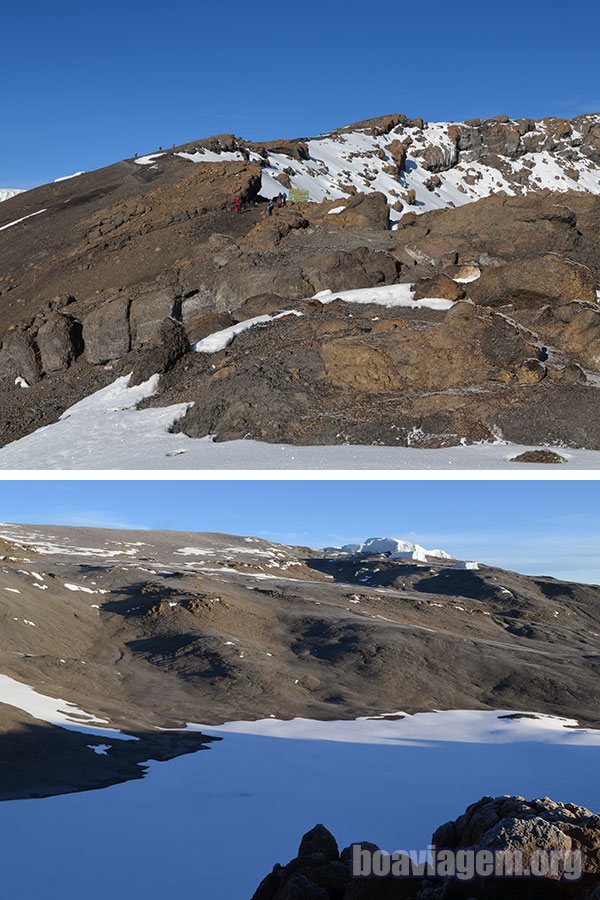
[83,296,131,364]
[36,313,83,373]
[303,248,398,294]
[510,450,568,464]
[130,288,177,347]
[185,310,235,344]
[413,274,465,302]
[0,328,42,383]
[532,302,600,371]
[335,192,390,230]
[421,142,458,172]
[469,255,597,308]
[298,825,339,863]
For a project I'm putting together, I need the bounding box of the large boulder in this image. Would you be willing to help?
[302,248,399,294]
[36,313,83,373]
[532,301,600,371]
[469,255,597,308]
[334,192,390,231]
[0,328,42,383]
[130,288,177,347]
[321,312,539,393]
[83,296,131,364]
[413,274,465,302]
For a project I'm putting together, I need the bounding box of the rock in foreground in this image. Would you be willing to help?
[252,796,600,899]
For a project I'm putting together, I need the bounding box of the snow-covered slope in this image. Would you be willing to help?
[0,188,24,203]
[176,113,600,222]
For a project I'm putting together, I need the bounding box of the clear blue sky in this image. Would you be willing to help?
[2,0,599,188]
[1,480,599,584]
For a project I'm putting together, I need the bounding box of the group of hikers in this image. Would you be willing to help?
[266,192,288,215]
[232,191,288,216]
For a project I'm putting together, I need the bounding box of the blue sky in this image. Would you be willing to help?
[2,0,599,188]
[1,480,599,584]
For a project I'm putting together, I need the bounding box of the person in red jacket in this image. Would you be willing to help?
[234,196,241,214]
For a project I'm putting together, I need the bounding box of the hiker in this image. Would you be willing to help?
[282,192,288,206]
[267,199,275,216]
[234,196,241,214]
[276,192,284,208]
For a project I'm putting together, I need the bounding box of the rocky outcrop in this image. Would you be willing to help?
[251,797,600,899]
[469,255,597,308]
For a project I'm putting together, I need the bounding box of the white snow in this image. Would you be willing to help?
[0,709,598,900]
[340,537,453,562]
[192,709,600,747]
[176,150,245,164]
[193,310,303,353]
[142,116,600,223]
[3,379,600,470]
[134,152,166,165]
[0,674,134,740]
[64,583,97,594]
[54,172,85,182]
[0,188,24,203]
[0,208,46,232]
[314,284,454,310]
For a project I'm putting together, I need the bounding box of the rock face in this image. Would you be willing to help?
[252,798,600,899]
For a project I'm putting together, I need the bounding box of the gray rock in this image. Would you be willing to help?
[83,296,131,364]
[130,288,177,347]
[37,314,83,373]
[0,329,42,383]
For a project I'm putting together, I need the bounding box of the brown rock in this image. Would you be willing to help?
[511,450,567,464]
[469,255,597,308]
[413,274,465,302]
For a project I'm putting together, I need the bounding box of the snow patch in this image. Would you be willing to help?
[193,310,303,353]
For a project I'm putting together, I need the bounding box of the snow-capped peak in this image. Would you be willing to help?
[338,536,454,563]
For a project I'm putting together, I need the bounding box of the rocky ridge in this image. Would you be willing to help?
[1,114,600,454]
